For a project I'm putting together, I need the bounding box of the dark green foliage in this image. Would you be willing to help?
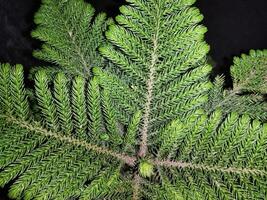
[32,0,112,76]
[0,0,266,199]
[206,50,267,122]
[98,0,213,131]
[87,77,103,141]
[206,76,267,122]
[54,73,73,134]
[231,49,267,94]
[35,70,59,130]
[0,64,13,114]
[0,64,134,199]
[71,76,87,139]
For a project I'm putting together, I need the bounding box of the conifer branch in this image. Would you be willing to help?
[153,159,267,176]
[1,1,266,199]
[3,115,137,166]
[32,0,110,76]
[210,70,258,113]
[231,49,267,94]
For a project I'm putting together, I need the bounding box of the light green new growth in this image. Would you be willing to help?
[139,160,154,178]
[0,0,267,200]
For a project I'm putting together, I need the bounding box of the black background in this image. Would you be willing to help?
[0,0,267,199]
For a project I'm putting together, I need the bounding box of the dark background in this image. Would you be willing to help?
[0,0,267,199]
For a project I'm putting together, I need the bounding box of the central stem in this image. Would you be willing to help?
[138,37,158,158]
[138,2,161,158]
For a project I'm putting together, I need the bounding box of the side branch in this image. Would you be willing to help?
[4,115,137,166]
[209,70,262,113]
[153,160,267,176]
[132,173,142,200]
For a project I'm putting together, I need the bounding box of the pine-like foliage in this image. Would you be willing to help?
[31,0,112,76]
[97,0,213,128]
[206,76,267,121]
[206,50,267,121]
[0,63,133,199]
[0,0,267,199]
[231,49,267,94]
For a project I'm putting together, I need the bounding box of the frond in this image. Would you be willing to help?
[206,76,267,122]
[0,64,15,114]
[54,73,73,134]
[87,77,103,142]
[71,75,88,139]
[32,0,112,76]
[231,49,267,94]
[0,64,30,120]
[204,49,267,122]
[153,110,267,200]
[79,168,123,199]
[34,70,59,131]
[0,64,135,199]
[97,0,213,132]
[102,89,123,146]
[124,111,142,153]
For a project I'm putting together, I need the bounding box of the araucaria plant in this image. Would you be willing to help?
[0,0,266,199]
